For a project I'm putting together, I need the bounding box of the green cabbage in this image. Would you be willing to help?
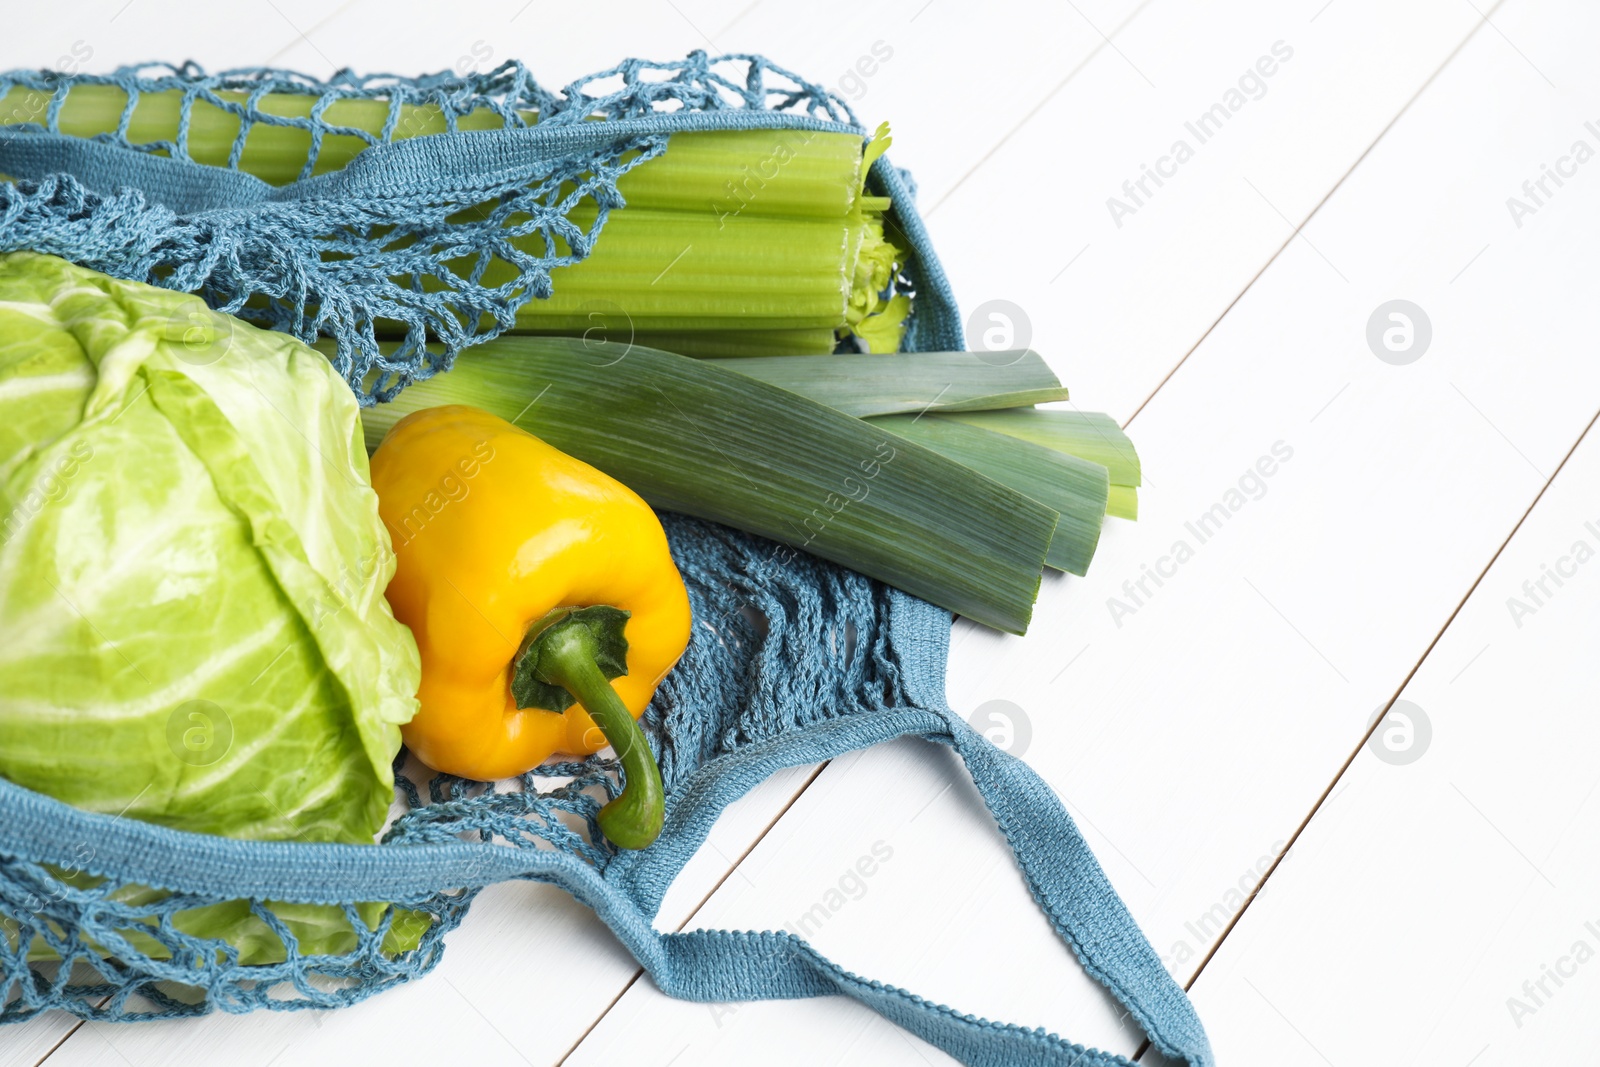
[0,252,420,845]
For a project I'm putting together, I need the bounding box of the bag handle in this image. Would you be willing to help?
[602,594,1212,1066]
[601,699,1214,1067]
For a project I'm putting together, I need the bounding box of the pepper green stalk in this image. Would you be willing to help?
[512,607,664,850]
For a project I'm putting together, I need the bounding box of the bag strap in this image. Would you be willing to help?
[605,598,1214,1065]
[602,699,1214,1067]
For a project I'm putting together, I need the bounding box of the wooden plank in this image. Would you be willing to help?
[562,0,1600,1062]
[262,0,1156,206]
[0,1,346,76]
[696,0,1155,206]
[1184,0,1600,1058]
[926,0,1488,422]
[0,1016,76,1067]
[265,0,761,88]
[1191,419,1600,1066]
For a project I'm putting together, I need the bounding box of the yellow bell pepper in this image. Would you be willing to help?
[370,405,692,849]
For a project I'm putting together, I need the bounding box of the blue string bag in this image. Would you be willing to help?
[0,54,1213,1066]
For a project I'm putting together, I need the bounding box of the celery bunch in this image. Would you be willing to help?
[0,84,907,356]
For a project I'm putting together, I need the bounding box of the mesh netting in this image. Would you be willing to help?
[0,53,863,403]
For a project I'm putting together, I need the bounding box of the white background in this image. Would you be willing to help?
[2,1,1598,1064]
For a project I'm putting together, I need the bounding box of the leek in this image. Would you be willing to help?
[866,415,1107,576]
[720,354,1128,563]
[718,351,1070,417]
[354,336,1057,635]
[942,409,1141,520]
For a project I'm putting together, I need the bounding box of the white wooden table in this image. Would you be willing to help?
[5,1,1598,1063]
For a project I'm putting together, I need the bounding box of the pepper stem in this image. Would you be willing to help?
[512,609,664,850]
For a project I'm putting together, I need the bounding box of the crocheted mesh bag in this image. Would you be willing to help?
[0,54,1214,1067]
